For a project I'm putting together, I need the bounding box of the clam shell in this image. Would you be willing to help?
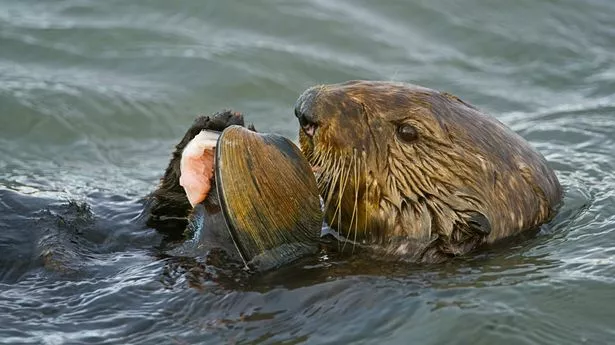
[215,125,322,264]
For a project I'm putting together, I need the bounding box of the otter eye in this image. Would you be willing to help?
[396,124,418,143]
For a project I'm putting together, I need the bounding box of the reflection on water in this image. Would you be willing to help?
[1,0,615,344]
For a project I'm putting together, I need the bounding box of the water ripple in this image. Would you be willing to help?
[1,0,615,344]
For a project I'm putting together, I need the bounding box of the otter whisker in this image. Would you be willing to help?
[333,154,351,236]
[319,149,336,191]
[316,148,332,173]
[333,153,354,249]
[317,149,336,186]
[351,149,360,253]
[341,151,358,252]
[363,150,368,243]
[310,145,369,254]
[321,153,343,214]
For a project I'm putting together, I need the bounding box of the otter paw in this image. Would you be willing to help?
[201,110,248,132]
[176,111,255,152]
[194,110,256,132]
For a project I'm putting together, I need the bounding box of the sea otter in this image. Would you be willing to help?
[294,80,562,262]
[149,81,562,263]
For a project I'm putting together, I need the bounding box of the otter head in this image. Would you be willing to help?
[294,80,561,262]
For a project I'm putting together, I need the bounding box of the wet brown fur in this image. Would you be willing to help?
[297,80,562,262]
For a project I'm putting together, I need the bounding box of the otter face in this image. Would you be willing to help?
[294,80,561,261]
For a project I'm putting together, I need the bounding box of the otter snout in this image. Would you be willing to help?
[294,86,321,137]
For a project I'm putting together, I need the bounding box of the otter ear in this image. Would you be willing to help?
[466,211,491,236]
[179,131,220,207]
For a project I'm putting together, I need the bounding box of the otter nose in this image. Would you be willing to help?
[294,87,320,137]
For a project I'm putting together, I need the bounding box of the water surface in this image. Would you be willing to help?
[1,0,614,344]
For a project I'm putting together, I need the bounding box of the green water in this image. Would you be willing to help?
[1,0,614,344]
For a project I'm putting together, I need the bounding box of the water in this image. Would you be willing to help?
[1,0,614,343]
